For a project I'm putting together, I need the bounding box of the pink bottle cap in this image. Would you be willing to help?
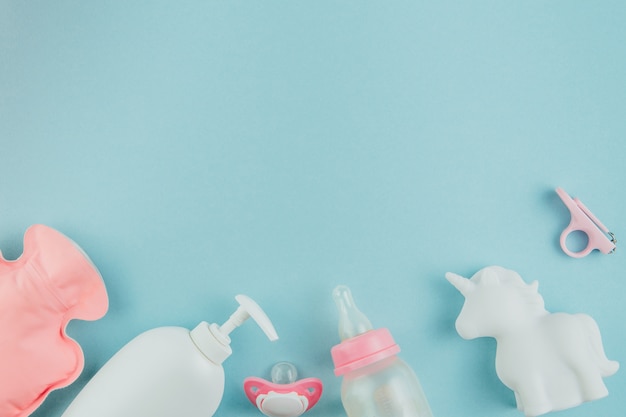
[331,328,400,376]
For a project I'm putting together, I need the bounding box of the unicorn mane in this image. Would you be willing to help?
[471,266,545,310]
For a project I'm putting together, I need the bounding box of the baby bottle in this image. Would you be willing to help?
[330,285,433,417]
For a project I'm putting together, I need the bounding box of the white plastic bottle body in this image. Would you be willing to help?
[61,327,224,417]
[341,356,433,417]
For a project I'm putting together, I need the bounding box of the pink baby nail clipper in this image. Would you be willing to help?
[556,187,616,258]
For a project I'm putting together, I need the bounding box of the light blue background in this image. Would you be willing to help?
[1,1,625,416]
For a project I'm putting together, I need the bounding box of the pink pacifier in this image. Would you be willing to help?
[244,362,323,417]
[556,187,616,258]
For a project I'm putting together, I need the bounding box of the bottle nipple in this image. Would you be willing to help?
[333,285,373,341]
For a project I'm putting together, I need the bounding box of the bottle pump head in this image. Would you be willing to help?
[220,295,279,340]
[191,294,278,364]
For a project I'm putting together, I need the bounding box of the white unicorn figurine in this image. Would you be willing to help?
[446,266,619,417]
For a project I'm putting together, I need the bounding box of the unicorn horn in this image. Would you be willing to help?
[445,272,475,296]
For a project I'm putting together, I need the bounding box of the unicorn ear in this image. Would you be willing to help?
[445,272,475,296]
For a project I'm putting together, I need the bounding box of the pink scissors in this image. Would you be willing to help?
[556,187,616,258]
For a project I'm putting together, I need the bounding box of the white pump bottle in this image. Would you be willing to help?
[61,294,278,417]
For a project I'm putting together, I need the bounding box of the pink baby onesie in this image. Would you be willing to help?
[0,224,108,417]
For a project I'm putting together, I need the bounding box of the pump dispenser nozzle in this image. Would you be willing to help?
[219,295,278,340]
[190,294,278,364]
[333,285,373,341]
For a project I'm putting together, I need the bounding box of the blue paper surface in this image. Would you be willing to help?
[1,1,625,416]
